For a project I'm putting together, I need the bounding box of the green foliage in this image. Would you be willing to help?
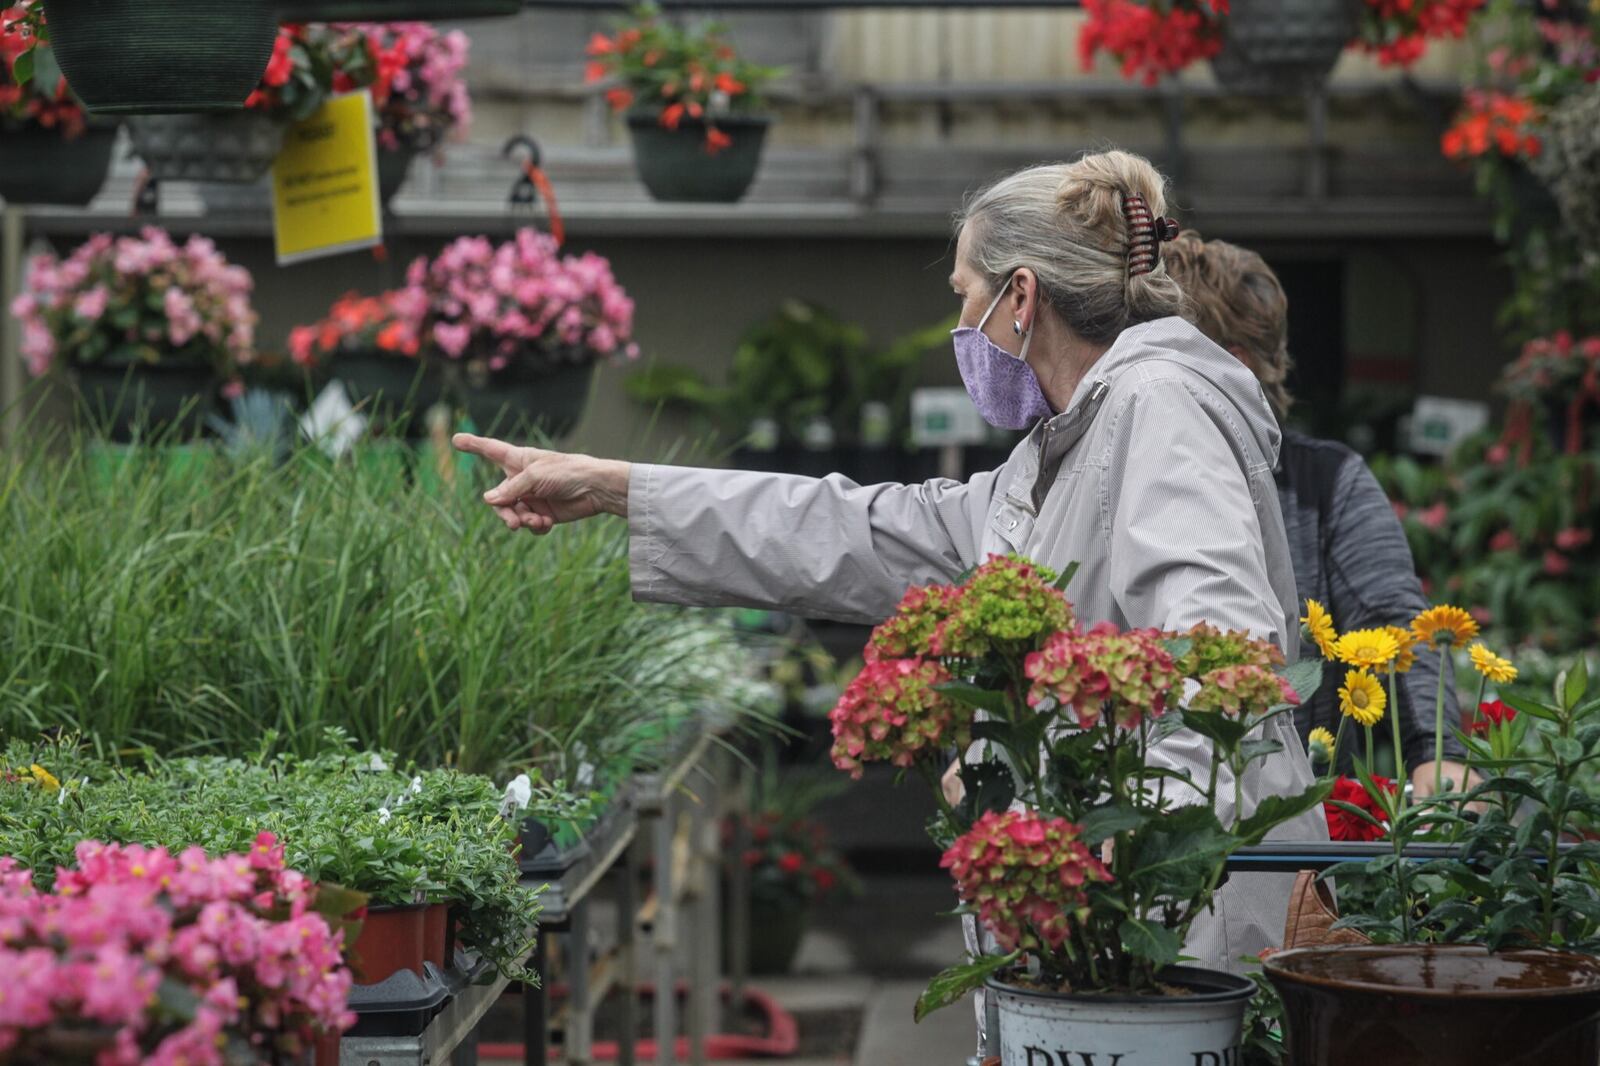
[0,435,777,783]
[589,3,779,117]
[0,734,561,980]
[625,301,953,447]
[913,951,1019,1023]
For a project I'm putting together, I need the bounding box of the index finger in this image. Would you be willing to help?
[453,433,515,464]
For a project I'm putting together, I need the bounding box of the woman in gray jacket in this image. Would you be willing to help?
[456,149,1327,975]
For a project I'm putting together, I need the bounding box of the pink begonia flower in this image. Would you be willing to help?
[73,285,109,321]
[433,321,472,357]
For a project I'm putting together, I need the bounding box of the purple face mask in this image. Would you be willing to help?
[951,280,1054,430]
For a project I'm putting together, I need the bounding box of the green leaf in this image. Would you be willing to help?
[954,760,1016,829]
[1162,637,1194,663]
[1052,560,1080,592]
[1120,917,1182,968]
[1080,803,1149,846]
[914,951,1020,1023]
[1554,737,1584,763]
[1565,657,1590,713]
[1234,781,1335,845]
[1239,738,1284,767]
[11,45,34,87]
[935,680,1011,716]
[1278,660,1324,706]
[1496,692,1560,723]
[1179,708,1252,751]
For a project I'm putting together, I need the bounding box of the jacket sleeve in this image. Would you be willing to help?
[627,463,999,624]
[1323,455,1466,765]
[1101,377,1287,648]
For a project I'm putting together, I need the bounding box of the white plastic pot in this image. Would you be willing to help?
[987,966,1253,1066]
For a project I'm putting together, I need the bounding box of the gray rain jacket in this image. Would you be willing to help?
[627,315,1329,971]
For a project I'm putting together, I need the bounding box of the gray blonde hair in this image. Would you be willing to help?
[955,149,1184,344]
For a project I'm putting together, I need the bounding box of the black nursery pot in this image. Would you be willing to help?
[625,113,770,203]
[42,0,279,114]
[0,124,117,205]
[73,361,215,443]
[277,0,519,19]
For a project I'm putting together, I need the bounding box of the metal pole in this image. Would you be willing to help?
[570,900,593,1066]
[1305,86,1329,203]
[618,837,640,1066]
[728,759,750,1009]
[654,799,676,1066]
[1,205,26,452]
[524,933,550,1066]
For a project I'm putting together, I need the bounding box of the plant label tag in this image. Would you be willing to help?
[272,91,383,266]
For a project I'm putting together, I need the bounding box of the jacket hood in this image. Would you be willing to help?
[1064,315,1284,468]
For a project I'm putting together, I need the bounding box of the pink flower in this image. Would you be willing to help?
[72,285,108,321]
[1544,549,1571,576]
[433,321,472,358]
[1489,529,1519,553]
[1556,527,1592,552]
[827,657,969,778]
[1419,502,1449,531]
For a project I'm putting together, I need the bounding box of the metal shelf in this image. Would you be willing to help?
[340,971,511,1066]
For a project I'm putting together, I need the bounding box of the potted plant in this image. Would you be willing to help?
[290,290,442,437]
[12,227,256,440]
[1265,641,1600,1062]
[725,760,856,975]
[20,0,279,114]
[585,3,777,203]
[827,555,1329,1062]
[0,834,358,1063]
[401,228,639,436]
[334,21,472,206]
[1078,0,1224,86]
[131,24,336,191]
[0,2,116,205]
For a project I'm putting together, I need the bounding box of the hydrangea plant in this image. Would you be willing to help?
[826,554,1327,1005]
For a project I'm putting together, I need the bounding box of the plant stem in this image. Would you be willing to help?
[1333,713,1350,775]
[1389,666,1406,818]
[1434,647,1450,797]
[1366,724,1375,771]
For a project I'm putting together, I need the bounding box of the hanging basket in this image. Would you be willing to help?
[0,123,118,205]
[1216,0,1355,92]
[129,111,285,184]
[454,357,596,438]
[40,0,278,114]
[73,361,216,443]
[626,113,770,203]
[1538,83,1600,256]
[277,0,519,20]
[378,145,418,205]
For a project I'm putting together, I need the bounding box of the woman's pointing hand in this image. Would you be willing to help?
[452,433,631,534]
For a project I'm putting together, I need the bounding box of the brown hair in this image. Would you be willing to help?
[1163,231,1294,422]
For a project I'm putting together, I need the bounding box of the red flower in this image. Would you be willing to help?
[585,32,615,56]
[742,849,763,868]
[714,71,746,96]
[1418,502,1449,531]
[332,71,355,94]
[813,868,836,893]
[1544,550,1572,577]
[584,60,608,84]
[1556,528,1592,552]
[262,31,295,88]
[605,88,634,112]
[1471,699,1517,736]
[659,102,685,130]
[704,127,732,155]
[778,852,805,875]
[1325,776,1394,842]
[751,823,770,844]
[1489,529,1519,553]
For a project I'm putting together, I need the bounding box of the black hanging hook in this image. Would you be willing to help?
[503,134,544,213]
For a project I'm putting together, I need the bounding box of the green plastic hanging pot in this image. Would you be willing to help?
[277,0,520,20]
[0,123,118,205]
[41,0,279,115]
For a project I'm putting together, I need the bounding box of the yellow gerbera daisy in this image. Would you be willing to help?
[1334,628,1400,671]
[1468,643,1518,684]
[1302,599,1339,660]
[1308,726,1336,763]
[1339,669,1387,727]
[1385,626,1418,674]
[1412,605,1479,649]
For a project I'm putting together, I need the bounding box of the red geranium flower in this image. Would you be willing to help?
[1471,699,1517,736]
[777,852,804,875]
[1325,776,1394,842]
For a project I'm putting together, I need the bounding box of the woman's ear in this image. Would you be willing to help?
[1010,267,1041,333]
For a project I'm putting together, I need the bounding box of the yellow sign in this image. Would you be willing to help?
[272,92,382,265]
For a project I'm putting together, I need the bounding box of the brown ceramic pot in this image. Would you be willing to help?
[1264,944,1600,1066]
[350,902,427,984]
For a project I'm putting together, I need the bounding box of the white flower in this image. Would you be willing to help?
[501,773,533,816]
[368,753,388,772]
[377,806,392,824]
[409,776,423,794]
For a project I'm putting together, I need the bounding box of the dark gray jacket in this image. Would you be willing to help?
[1277,431,1464,773]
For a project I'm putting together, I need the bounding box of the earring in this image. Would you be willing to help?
[1012,320,1023,335]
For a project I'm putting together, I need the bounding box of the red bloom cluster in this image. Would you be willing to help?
[244,26,299,112]
[1441,90,1542,161]
[1024,622,1180,729]
[1078,0,1224,86]
[828,657,969,779]
[288,290,425,367]
[0,4,86,137]
[1325,775,1395,841]
[1470,698,1517,736]
[926,554,1075,659]
[941,810,1112,952]
[727,810,851,903]
[1355,0,1484,67]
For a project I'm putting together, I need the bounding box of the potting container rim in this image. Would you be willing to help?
[90,102,246,116]
[366,901,429,915]
[986,964,1254,1006]
[625,110,773,129]
[1264,944,1600,999]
